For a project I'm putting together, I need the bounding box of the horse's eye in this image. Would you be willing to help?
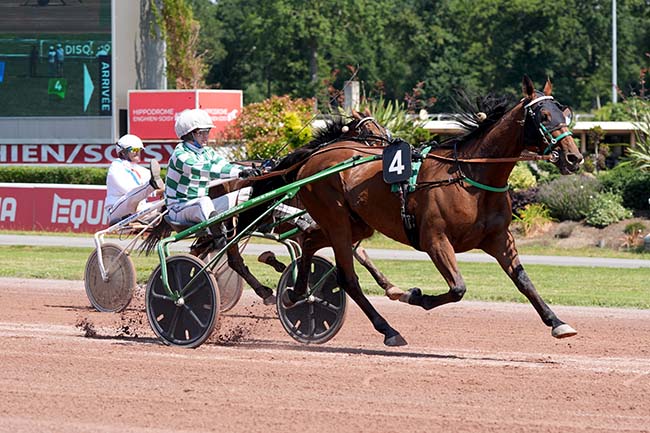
[540,110,552,124]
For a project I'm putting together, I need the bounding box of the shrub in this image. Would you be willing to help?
[224,95,315,160]
[538,175,601,220]
[528,160,560,184]
[509,162,537,191]
[599,164,650,211]
[509,187,539,216]
[620,222,647,250]
[361,97,431,145]
[584,192,632,228]
[512,203,555,237]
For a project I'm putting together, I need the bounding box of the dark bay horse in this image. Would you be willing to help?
[275,76,583,346]
[142,111,402,303]
[218,111,402,303]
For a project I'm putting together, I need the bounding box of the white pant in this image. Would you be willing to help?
[107,183,157,223]
[168,187,251,226]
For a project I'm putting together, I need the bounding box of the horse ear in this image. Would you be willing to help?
[543,77,553,96]
[363,107,372,117]
[522,75,535,99]
[351,109,361,120]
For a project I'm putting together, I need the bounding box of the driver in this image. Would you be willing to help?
[165,108,260,227]
[105,134,164,224]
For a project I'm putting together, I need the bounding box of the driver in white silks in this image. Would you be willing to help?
[165,108,315,237]
[104,134,165,225]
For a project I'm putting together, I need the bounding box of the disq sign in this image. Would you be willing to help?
[128,90,242,140]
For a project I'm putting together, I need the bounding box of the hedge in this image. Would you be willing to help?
[0,166,168,186]
[0,166,108,185]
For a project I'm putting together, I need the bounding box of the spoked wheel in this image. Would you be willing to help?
[145,254,219,348]
[276,255,346,344]
[206,251,244,312]
[84,243,136,313]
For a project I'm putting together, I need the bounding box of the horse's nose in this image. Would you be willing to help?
[565,152,583,167]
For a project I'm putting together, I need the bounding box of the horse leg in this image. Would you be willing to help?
[400,239,468,310]
[353,246,404,300]
[257,251,287,273]
[336,245,407,346]
[482,231,577,339]
[225,244,276,305]
[283,230,407,346]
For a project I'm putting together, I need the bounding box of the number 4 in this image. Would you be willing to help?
[388,150,405,175]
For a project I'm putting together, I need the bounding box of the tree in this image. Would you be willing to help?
[151,0,206,89]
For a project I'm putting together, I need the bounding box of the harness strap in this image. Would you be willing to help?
[397,183,421,250]
[462,177,509,193]
[425,152,552,164]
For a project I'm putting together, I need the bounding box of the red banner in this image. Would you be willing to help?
[0,183,109,233]
[129,90,242,140]
[0,143,175,165]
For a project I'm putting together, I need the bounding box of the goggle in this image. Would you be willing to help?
[128,147,143,153]
[194,128,211,135]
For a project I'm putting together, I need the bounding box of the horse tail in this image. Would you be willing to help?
[139,217,173,256]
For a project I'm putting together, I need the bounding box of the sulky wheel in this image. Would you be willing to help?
[145,254,220,348]
[276,255,346,344]
[206,251,244,312]
[84,243,136,313]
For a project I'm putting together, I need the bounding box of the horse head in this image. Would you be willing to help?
[521,75,583,174]
[345,108,392,145]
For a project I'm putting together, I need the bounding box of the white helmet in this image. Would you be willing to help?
[174,109,214,138]
[116,134,144,153]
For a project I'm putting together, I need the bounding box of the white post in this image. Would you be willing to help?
[344,80,360,112]
[612,0,618,103]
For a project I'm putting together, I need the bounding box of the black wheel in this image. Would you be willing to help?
[206,251,244,312]
[276,255,346,344]
[145,254,219,348]
[84,243,135,313]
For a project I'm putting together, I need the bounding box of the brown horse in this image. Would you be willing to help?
[141,111,401,304]
[219,111,401,303]
[276,76,583,346]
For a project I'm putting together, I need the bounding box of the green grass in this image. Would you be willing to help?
[3,229,650,259]
[1,245,649,309]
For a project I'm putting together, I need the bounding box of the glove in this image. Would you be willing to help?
[261,158,277,172]
[238,168,262,179]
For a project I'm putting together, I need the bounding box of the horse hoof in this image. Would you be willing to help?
[281,290,295,308]
[385,286,404,300]
[384,334,408,347]
[263,294,276,306]
[552,324,577,339]
[399,287,421,304]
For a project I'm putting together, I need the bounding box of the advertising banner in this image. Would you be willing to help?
[0,183,109,233]
[0,142,176,165]
[128,89,242,140]
[128,91,195,139]
[198,90,242,137]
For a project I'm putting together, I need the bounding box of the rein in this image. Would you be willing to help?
[424,152,555,164]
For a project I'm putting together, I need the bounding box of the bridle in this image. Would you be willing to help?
[348,116,392,146]
[523,94,573,158]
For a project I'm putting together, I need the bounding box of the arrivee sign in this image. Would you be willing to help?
[0,183,109,232]
[128,89,242,140]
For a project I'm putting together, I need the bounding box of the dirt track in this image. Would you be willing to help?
[1,277,649,433]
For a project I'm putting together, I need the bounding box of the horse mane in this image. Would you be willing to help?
[236,115,355,233]
[432,91,515,150]
[270,114,354,182]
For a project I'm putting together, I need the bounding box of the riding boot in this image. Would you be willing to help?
[294,213,318,232]
[208,211,227,250]
[273,204,319,232]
